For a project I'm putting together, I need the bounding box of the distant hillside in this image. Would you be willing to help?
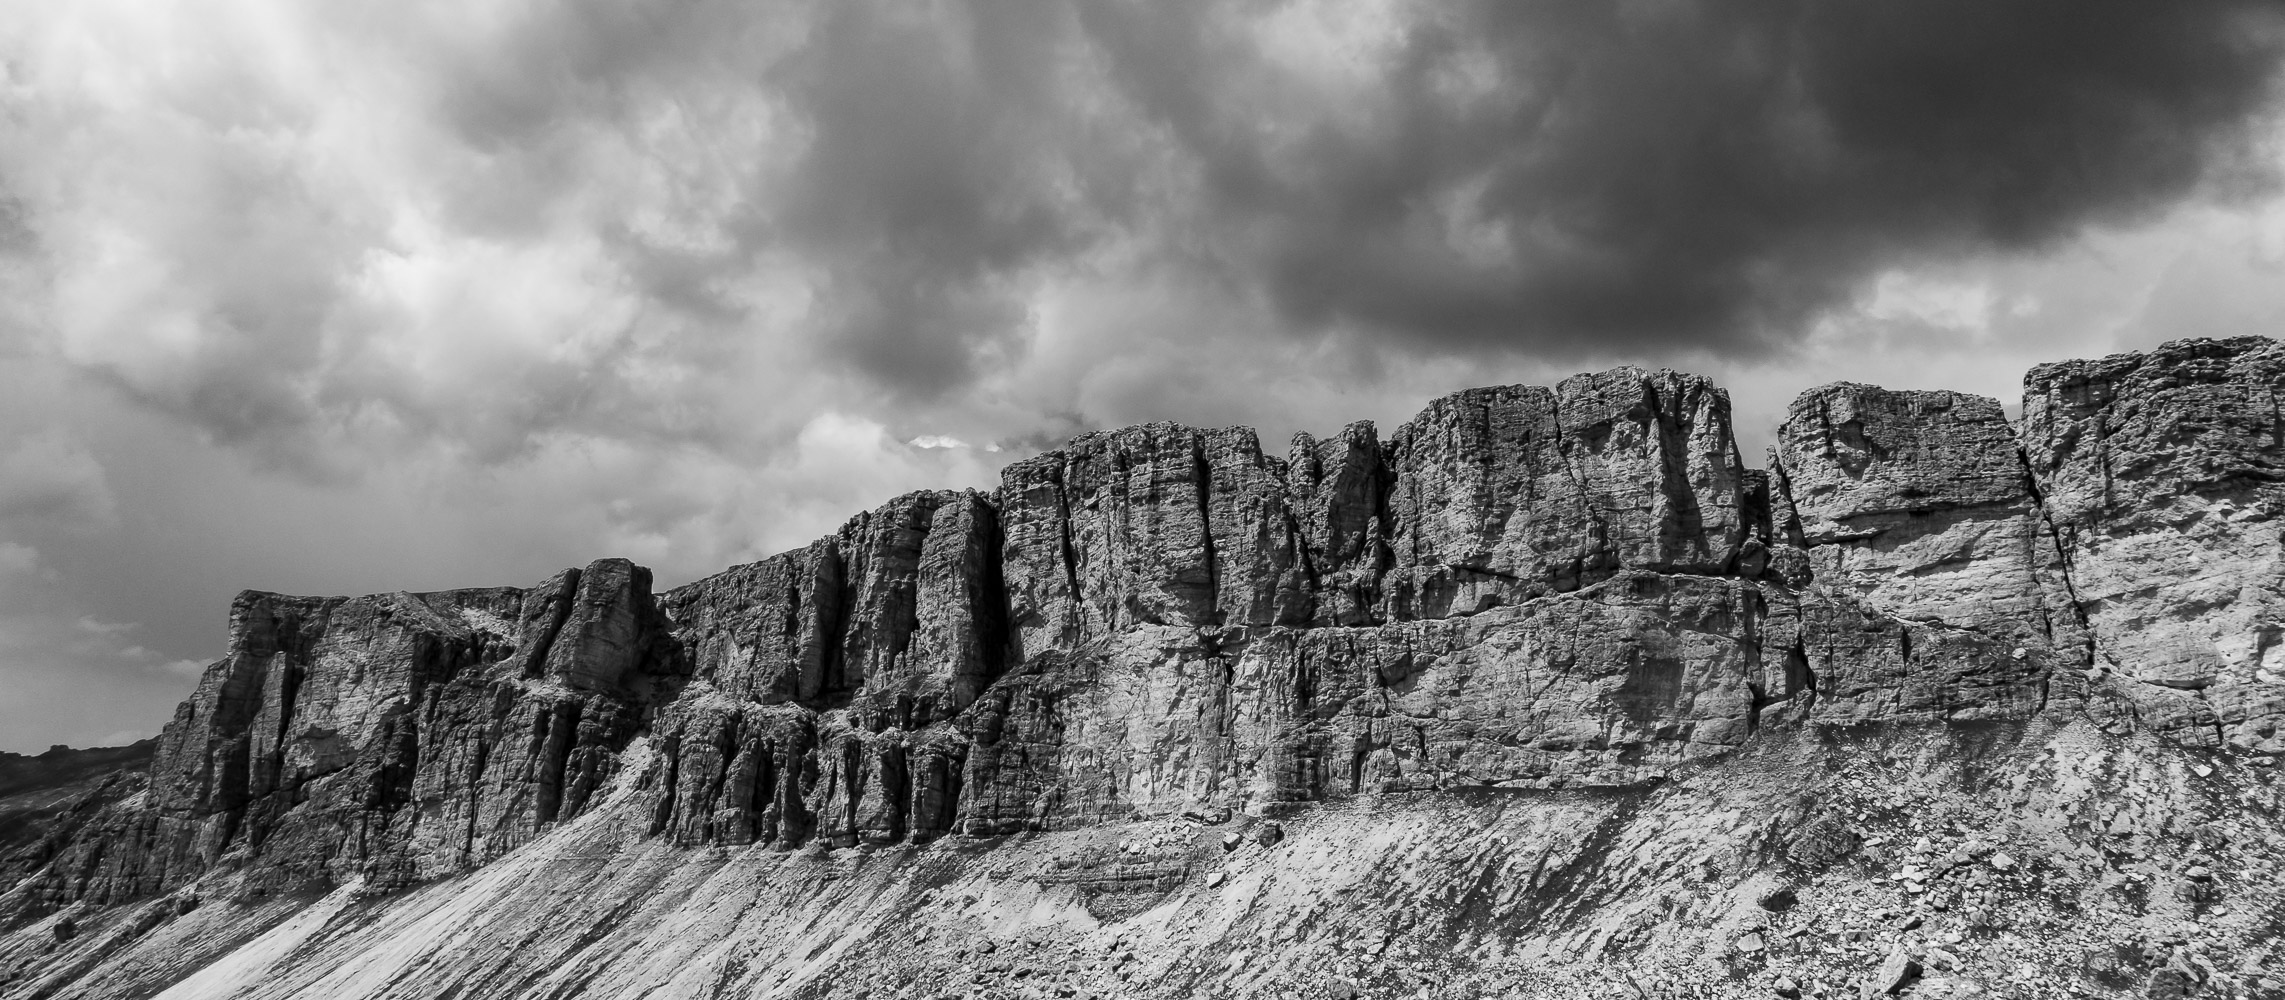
[0,741,155,878]
[0,742,155,800]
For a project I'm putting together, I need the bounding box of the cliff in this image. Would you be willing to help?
[2,337,2281,1000]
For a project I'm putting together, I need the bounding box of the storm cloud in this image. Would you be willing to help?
[1092,0,2285,352]
[12,0,2285,461]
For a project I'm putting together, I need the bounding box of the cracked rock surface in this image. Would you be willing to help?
[2020,337,2285,750]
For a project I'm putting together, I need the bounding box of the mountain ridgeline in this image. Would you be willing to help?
[6,336,2281,926]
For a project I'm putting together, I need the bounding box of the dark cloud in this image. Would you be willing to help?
[16,0,2279,469]
[548,0,2285,394]
[761,3,1129,393]
[1067,0,2285,356]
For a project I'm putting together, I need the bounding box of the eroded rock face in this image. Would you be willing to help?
[646,489,1007,849]
[16,560,680,911]
[6,339,2279,928]
[996,423,1316,653]
[1378,369,1753,620]
[1286,421,1390,627]
[663,541,842,705]
[1773,384,2088,716]
[2020,337,2285,750]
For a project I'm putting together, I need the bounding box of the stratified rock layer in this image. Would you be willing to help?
[4,337,2279,934]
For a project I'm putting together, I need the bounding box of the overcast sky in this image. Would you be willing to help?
[4,1,2285,752]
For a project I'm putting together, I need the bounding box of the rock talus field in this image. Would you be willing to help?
[2,337,2282,1000]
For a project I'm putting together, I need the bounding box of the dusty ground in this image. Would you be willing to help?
[2,718,2279,1000]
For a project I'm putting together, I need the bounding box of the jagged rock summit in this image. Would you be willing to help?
[3,336,2282,1000]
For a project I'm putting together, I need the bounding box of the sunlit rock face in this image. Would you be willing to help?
[2018,337,2285,751]
[1770,384,2083,726]
[1373,368,1753,622]
[5,337,2279,947]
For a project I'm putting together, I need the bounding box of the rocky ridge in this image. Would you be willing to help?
[0,743,156,880]
[1,336,2280,1000]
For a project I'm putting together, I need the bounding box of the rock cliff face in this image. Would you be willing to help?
[2,338,2281,999]
[1771,384,2081,725]
[15,564,682,911]
[2020,339,2285,748]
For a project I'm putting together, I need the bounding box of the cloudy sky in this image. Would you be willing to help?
[4,0,2285,751]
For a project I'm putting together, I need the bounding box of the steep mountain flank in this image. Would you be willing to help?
[3,337,2281,1000]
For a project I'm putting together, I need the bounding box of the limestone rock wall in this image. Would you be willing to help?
[7,337,2280,924]
[2020,336,2285,750]
[1376,368,1752,621]
[1770,384,2086,724]
[14,561,679,910]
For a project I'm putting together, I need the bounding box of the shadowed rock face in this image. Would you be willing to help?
[4,338,2279,928]
[13,565,683,911]
[0,743,156,889]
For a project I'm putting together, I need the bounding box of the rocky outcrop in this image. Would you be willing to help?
[1771,384,2084,725]
[9,561,681,911]
[1377,369,1752,621]
[2019,337,2285,750]
[663,489,1005,727]
[4,337,2279,932]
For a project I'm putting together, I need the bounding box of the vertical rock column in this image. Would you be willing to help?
[663,542,844,705]
[999,454,1088,661]
[1772,385,2074,723]
[139,592,338,888]
[652,489,1007,848]
[1287,421,1390,626]
[842,490,1008,730]
[2020,337,2285,750]
[1553,368,1752,574]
